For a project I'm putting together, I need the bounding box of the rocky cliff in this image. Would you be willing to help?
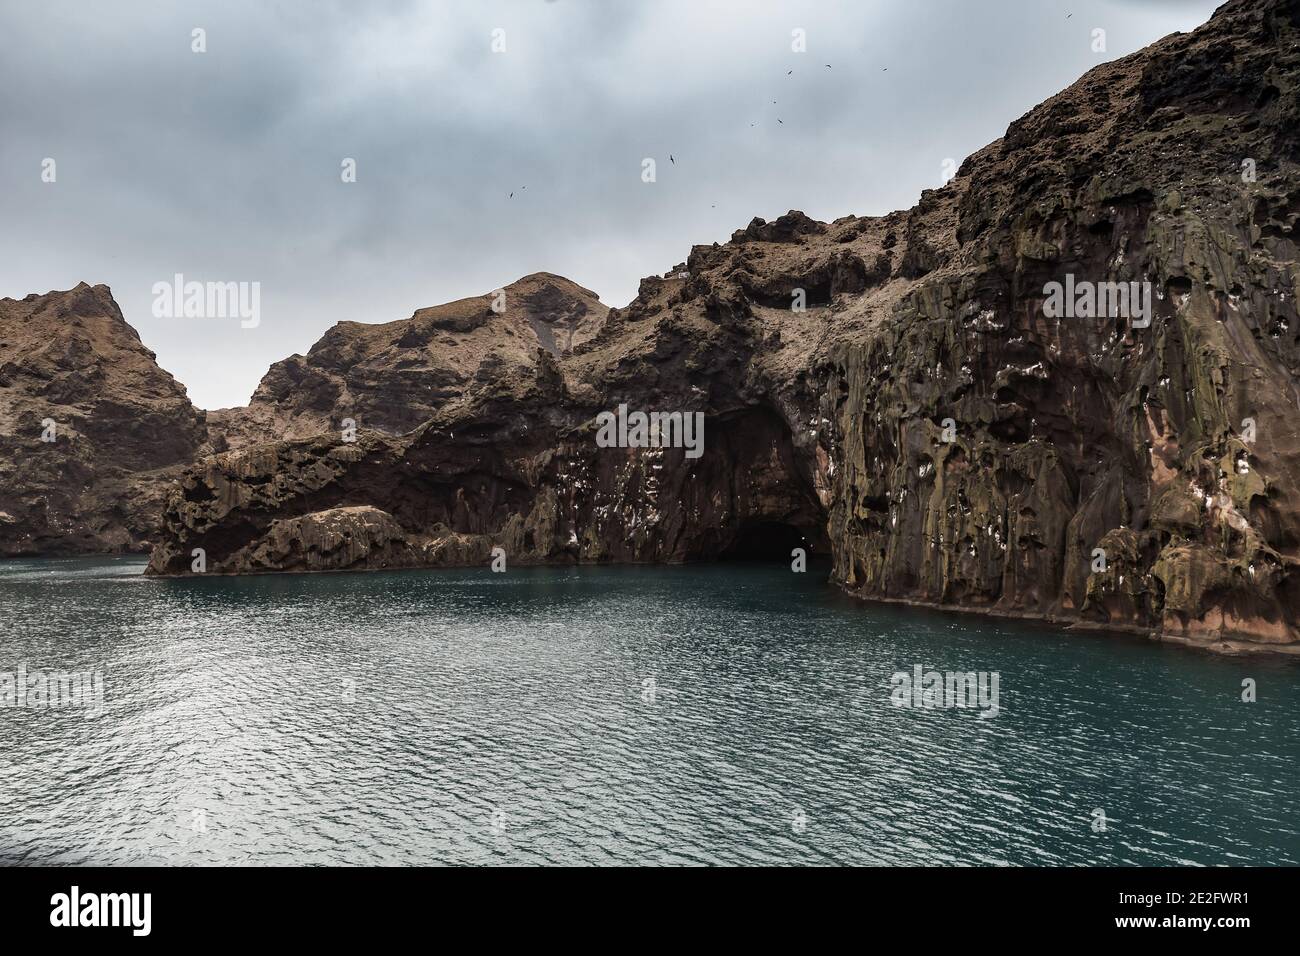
[0,283,214,554]
[123,0,1300,652]
[0,274,606,553]
[208,273,606,449]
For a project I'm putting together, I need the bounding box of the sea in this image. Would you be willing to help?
[2,556,1297,865]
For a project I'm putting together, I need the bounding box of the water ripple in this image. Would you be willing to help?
[1,557,1297,865]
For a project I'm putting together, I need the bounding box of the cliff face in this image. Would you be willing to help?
[818,0,1300,651]
[0,283,213,554]
[0,274,605,553]
[138,0,1300,652]
[208,273,606,450]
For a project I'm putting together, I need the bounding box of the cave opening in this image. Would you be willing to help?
[718,521,819,562]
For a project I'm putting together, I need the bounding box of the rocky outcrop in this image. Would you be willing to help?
[0,274,606,554]
[0,283,216,554]
[818,0,1300,653]
[209,273,606,449]
[145,0,1300,653]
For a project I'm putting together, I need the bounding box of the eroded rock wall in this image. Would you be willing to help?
[823,0,1300,650]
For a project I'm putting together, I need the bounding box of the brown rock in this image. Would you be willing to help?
[0,283,214,554]
[211,272,606,448]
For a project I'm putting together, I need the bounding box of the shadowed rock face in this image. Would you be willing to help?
[0,283,215,554]
[208,272,607,449]
[132,0,1300,651]
[818,0,1300,652]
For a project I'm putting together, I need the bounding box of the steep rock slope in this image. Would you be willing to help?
[819,0,1300,650]
[0,274,605,554]
[209,273,606,449]
[0,283,213,554]
[149,0,1300,653]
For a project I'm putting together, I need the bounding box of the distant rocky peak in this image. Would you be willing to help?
[503,273,606,355]
[213,272,608,449]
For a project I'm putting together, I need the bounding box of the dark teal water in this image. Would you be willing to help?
[1,556,1297,866]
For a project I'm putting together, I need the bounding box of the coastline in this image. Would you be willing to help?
[24,547,1293,660]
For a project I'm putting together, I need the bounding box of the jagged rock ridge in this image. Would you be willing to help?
[209,273,606,449]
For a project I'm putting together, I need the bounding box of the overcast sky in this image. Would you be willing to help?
[1,0,1221,409]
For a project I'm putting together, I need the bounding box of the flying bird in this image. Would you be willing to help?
[777,118,783,124]
[787,69,792,75]
[670,154,675,164]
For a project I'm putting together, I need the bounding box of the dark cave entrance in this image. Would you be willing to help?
[688,404,832,566]
[718,520,821,562]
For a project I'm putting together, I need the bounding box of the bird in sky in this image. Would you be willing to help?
[787,69,792,75]
[669,154,675,164]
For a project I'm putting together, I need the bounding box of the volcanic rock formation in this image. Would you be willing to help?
[28,0,1300,653]
[208,273,606,449]
[0,274,604,554]
[0,283,214,554]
